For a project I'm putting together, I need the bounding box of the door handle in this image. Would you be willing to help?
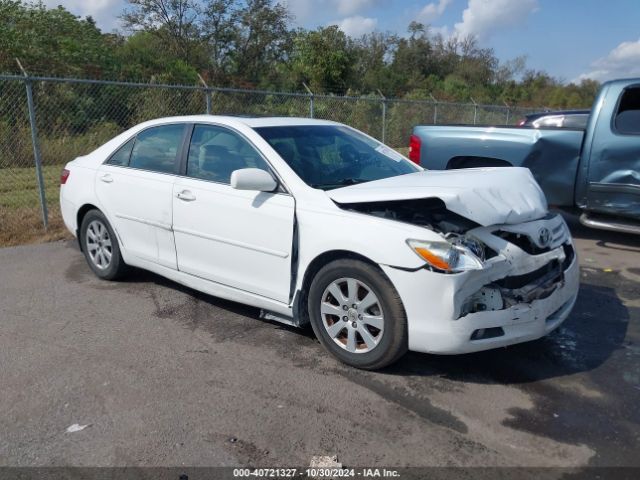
[176,190,196,202]
[100,174,113,183]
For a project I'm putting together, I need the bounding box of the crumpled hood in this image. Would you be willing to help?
[326,167,548,226]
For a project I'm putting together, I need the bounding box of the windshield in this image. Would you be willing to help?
[254,125,420,189]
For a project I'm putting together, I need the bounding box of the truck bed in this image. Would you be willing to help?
[414,125,585,207]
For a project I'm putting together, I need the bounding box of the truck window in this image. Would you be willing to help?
[615,86,640,135]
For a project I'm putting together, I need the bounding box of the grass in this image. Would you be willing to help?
[0,164,71,247]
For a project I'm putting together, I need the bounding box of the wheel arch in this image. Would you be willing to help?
[292,249,384,326]
[76,203,102,251]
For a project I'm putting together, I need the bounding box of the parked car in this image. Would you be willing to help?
[409,78,640,234]
[517,109,590,129]
[60,116,579,369]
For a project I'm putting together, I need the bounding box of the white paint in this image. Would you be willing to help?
[326,167,548,226]
[60,115,579,358]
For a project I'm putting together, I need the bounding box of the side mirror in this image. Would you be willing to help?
[230,168,278,192]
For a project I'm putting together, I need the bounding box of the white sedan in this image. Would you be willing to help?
[60,116,580,369]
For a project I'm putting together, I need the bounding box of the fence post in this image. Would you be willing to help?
[471,97,478,125]
[303,83,314,118]
[17,60,48,229]
[504,101,510,125]
[429,94,438,124]
[198,74,212,114]
[377,89,386,144]
[205,90,212,114]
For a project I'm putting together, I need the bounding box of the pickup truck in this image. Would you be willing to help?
[409,78,640,234]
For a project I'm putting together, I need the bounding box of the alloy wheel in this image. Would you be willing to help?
[86,219,113,270]
[320,277,385,353]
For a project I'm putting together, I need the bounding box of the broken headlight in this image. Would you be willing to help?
[407,238,484,273]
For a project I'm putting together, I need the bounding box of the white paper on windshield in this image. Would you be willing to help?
[375,145,403,162]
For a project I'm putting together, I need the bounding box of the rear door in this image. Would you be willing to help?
[172,124,295,303]
[95,124,187,268]
[585,84,640,218]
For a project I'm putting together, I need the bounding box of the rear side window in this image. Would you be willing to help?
[129,124,185,173]
[615,87,640,135]
[106,138,134,166]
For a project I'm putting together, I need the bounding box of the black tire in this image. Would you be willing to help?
[308,259,408,370]
[80,209,129,280]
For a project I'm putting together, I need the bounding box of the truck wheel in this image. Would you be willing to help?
[308,259,408,370]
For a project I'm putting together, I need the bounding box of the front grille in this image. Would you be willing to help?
[495,260,562,290]
[496,230,548,254]
[495,216,567,255]
[551,223,564,243]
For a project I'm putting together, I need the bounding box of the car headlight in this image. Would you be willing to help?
[406,239,484,273]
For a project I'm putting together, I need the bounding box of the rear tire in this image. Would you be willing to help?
[80,209,129,280]
[308,259,408,370]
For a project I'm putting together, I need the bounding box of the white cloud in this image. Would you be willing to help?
[417,0,452,24]
[454,0,538,41]
[43,0,125,32]
[331,15,378,37]
[575,38,640,83]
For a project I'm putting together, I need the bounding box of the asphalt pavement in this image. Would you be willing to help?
[0,213,638,473]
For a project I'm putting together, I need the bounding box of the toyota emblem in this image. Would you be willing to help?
[538,227,552,247]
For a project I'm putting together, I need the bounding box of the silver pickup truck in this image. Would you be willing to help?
[409,78,640,234]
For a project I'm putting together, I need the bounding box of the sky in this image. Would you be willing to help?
[43,0,640,84]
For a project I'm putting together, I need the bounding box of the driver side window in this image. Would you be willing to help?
[186,125,270,184]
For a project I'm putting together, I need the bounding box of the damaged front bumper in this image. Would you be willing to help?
[381,214,580,354]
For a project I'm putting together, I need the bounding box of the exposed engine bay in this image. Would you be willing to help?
[338,198,479,235]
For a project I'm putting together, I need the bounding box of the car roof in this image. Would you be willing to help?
[136,115,341,130]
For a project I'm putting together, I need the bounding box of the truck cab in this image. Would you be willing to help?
[410,78,640,234]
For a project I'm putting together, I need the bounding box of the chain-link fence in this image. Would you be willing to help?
[0,74,541,246]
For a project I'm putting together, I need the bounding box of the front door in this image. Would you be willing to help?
[172,124,295,303]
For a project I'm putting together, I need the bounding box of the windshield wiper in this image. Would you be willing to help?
[312,178,369,190]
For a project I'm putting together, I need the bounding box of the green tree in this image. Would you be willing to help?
[286,26,354,93]
[122,0,203,66]
[0,0,115,76]
[232,0,291,86]
[115,31,199,84]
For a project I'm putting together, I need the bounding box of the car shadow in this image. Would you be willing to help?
[384,277,632,385]
[115,265,320,337]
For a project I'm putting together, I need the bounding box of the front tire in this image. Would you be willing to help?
[308,259,408,370]
[80,209,129,280]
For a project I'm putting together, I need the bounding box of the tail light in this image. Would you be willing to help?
[60,168,70,185]
[409,134,421,164]
[516,119,526,127]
